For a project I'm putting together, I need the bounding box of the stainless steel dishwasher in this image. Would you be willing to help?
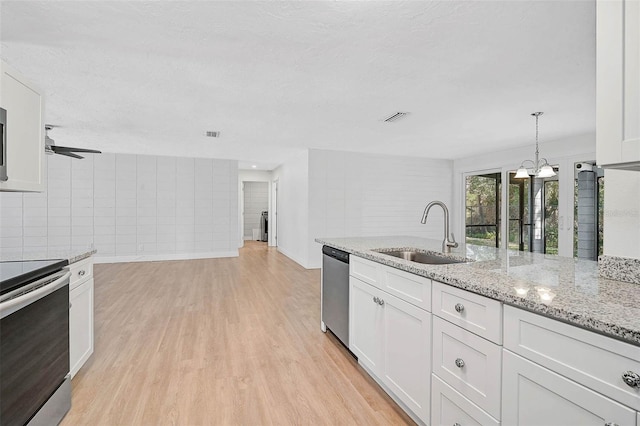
[321,245,350,348]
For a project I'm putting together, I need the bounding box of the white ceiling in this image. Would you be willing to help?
[0,1,595,170]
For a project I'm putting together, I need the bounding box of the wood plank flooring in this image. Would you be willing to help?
[62,242,413,425]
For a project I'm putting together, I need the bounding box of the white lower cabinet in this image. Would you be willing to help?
[350,276,382,372]
[349,276,431,424]
[70,277,94,378]
[502,350,636,426]
[69,257,94,379]
[432,315,502,419]
[431,374,500,426]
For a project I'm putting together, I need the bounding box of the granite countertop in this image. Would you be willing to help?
[316,236,640,346]
[1,248,97,264]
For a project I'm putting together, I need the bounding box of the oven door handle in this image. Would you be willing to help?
[0,271,71,319]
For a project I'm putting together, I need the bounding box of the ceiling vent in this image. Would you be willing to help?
[205,131,221,138]
[383,112,409,122]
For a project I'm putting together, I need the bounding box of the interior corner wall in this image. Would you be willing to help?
[0,153,240,263]
[271,150,310,268]
[603,169,640,260]
[307,149,454,269]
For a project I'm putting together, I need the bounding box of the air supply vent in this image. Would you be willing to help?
[205,131,221,138]
[383,112,409,122]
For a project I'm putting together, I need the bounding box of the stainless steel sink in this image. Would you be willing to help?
[374,249,467,265]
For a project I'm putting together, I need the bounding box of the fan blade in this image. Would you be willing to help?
[51,145,102,154]
[55,151,84,159]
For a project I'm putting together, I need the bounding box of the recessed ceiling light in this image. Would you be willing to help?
[251,165,257,168]
[382,112,409,122]
[205,131,221,138]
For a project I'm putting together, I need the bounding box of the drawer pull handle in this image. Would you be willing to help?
[455,358,465,368]
[622,371,640,388]
[604,423,619,426]
[78,270,86,276]
[454,303,465,313]
[453,423,461,426]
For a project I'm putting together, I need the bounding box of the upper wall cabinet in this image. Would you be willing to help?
[596,0,640,170]
[0,61,45,192]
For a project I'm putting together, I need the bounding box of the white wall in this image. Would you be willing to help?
[603,170,640,260]
[272,150,309,268]
[0,153,239,263]
[306,149,454,268]
[453,132,596,256]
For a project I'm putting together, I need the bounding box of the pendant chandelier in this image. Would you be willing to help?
[515,112,556,179]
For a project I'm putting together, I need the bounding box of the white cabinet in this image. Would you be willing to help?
[431,374,500,426]
[503,305,640,411]
[502,350,636,426]
[0,60,45,192]
[432,280,502,344]
[432,316,502,419]
[68,257,94,378]
[596,0,640,169]
[349,272,431,424]
[350,277,382,372]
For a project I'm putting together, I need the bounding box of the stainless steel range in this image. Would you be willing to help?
[0,259,71,426]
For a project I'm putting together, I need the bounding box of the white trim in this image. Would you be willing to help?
[94,250,239,264]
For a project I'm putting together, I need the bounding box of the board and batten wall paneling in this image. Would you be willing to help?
[0,153,239,262]
[307,149,454,269]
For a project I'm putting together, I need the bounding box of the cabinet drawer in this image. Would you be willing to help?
[504,305,640,411]
[69,257,93,290]
[381,265,431,312]
[432,280,502,344]
[350,256,382,287]
[431,374,500,426]
[502,350,636,426]
[432,316,502,419]
[350,256,431,311]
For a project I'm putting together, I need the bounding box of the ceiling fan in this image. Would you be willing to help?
[45,125,101,159]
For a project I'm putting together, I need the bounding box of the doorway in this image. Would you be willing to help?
[243,181,269,242]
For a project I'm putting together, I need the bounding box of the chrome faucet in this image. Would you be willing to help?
[421,201,458,253]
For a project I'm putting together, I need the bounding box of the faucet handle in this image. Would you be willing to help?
[448,233,459,248]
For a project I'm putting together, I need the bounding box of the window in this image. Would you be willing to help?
[465,173,501,247]
[507,170,558,254]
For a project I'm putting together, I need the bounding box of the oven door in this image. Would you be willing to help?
[1,271,71,426]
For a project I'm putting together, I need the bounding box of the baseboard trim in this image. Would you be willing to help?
[94,250,239,264]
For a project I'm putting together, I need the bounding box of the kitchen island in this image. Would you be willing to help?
[316,236,640,345]
[317,236,640,426]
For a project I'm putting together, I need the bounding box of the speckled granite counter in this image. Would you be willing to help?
[1,248,97,264]
[316,236,640,346]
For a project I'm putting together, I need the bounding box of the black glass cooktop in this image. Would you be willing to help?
[0,259,69,296]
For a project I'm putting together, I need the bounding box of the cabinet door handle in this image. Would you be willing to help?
[622,371,640,388]
[454,303,465,313]
[78,270,86,276]
[604,423,619,426]
[378,298,384,306]
[373,296,379,304]
[453,423,461,426]
[455,358,465,368]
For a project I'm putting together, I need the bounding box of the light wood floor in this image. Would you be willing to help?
[62,241,413,425]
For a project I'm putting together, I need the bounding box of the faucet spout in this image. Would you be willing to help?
[421,201,458,253]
